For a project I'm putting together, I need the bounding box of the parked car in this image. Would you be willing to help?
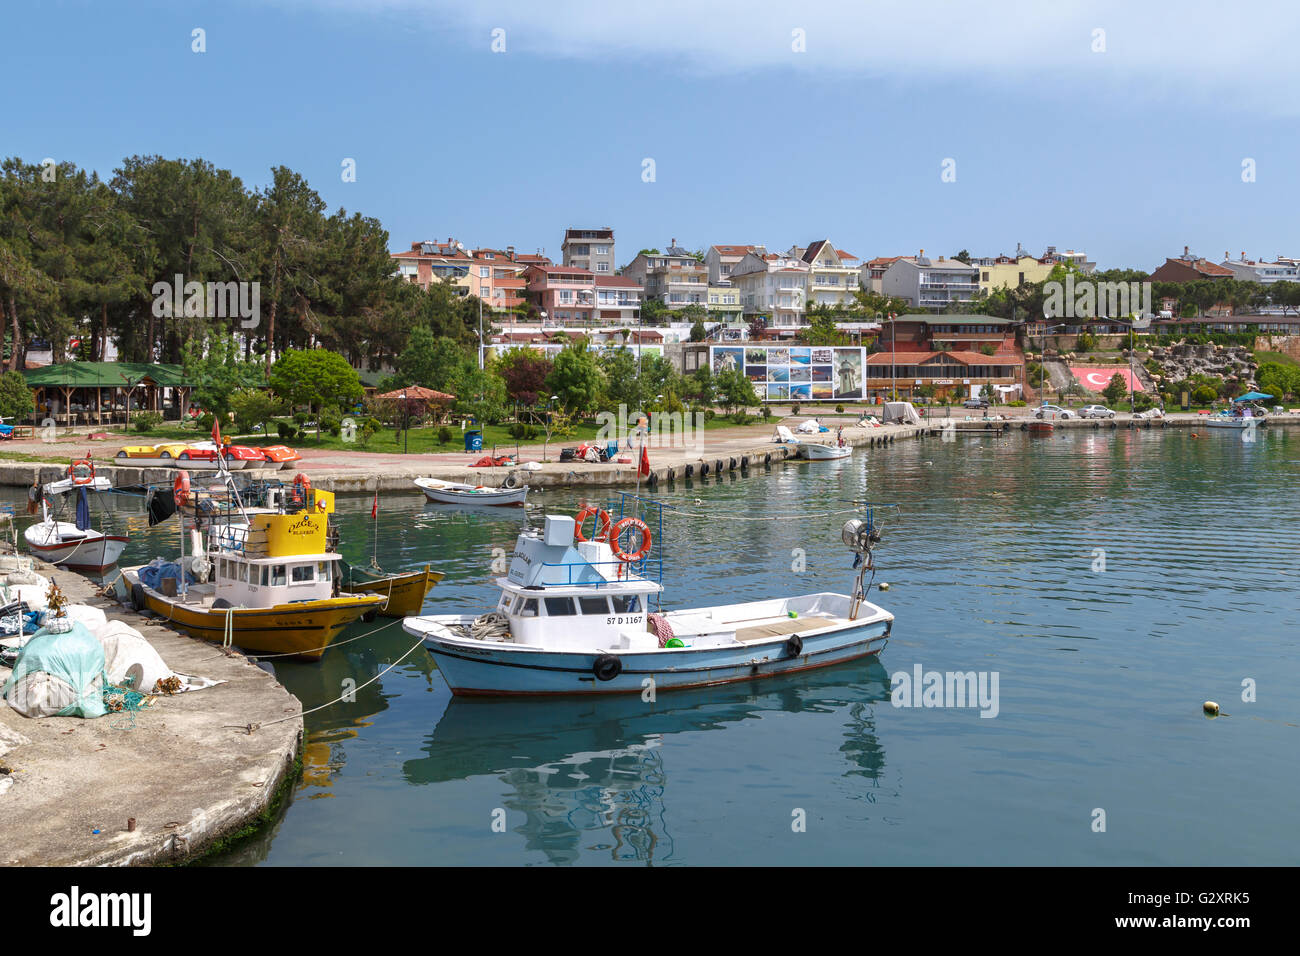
[1080,404,1116,419]
[962,398,990,409]
[1034,404,1075,420]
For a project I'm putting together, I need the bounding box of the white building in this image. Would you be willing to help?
[1219,252,1300,284]
[704,244,766,287]
[880,251,980,311]
[728,252,811,329]
[787,239,861,308]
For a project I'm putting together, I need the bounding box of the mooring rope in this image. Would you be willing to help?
[227,631,428,733]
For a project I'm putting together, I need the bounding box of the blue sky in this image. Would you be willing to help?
[5,0,1297,270]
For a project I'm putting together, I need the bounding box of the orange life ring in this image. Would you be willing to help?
[610,516,652,563]
[68,458,94,485]
[173,470,191,507]
[574,505,612,543]
[292,472,312,505]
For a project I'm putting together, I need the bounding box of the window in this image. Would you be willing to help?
[544,597,576,616]
[479,267,489,278]
[579,596,610,615]
[271,565,286,586]
[240,562,251,583]
[291,564,314,583]
[317,562,331,582]
[260,566,269,586]
[518,599,538,618]
[611,594,641,613]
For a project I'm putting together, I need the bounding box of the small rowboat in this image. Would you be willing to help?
[798,441,851,460]
[260,445,302,470]
[342,563,444,618]
[1027,421,1055,435]
[24,467,128,572]
[414,476,528,507]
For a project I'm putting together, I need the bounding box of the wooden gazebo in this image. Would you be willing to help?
[21,362,196,427]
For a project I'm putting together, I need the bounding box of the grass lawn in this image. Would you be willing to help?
[1254,350,1300,368]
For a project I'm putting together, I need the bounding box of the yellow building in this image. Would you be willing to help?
[975,256,1054,295]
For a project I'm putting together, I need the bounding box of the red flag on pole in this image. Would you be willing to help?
[371,491,379,519]
[211,417,221,447]
[638,442,650,478]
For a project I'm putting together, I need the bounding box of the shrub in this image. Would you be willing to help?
[197,412,215,434]
[730,411,750,425]
[1192,385,1217,405]
[1075,332,1097,353]
[791,403,801,415]
[318,409,342,437]
[1007,400,1027,407]
[437,426,452,446]
[276,421,296,440]
[835,404,845,414]
[131,411,163,434]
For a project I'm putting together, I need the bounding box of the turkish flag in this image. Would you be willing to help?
[211,418,222,446]
[371,491,379,519]
[638,443,650,478]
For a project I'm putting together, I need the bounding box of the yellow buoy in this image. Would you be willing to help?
[1203,700,1220,718]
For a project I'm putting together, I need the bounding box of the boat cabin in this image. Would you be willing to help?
[493,515,663,650]
[205,511,341,608]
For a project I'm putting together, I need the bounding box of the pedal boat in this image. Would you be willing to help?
[114,442,189,468]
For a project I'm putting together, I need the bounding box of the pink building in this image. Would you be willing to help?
[524,264,597,326]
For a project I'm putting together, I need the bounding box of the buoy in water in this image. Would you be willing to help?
[1203,700,1220,717]
[878,582,890,591]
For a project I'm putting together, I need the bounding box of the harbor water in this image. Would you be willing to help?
[12,427,1298,865]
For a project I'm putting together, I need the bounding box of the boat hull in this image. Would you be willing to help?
[1202,418,1251,429]
[407,615,892,697]
[799,443,851,460]
[419,485,527,506]
[343,565,443,617]
[123,570,384,660]
[24,525,128,571]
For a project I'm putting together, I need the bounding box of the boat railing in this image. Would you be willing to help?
[536,557,653,588]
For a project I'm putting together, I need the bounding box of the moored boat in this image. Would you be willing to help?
[341,563,444,617]
[23,461,128,571]
[1027,421,1055,435]
[798,441,851,460]
[402,497,894,696]
[123,475,383,659]
[414,476,528,507]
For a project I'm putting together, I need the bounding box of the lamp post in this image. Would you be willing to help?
[401,387,408,454]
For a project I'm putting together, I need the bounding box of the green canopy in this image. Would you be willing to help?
[20,362,195,388]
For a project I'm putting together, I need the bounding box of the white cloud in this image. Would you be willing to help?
[288,0,1300,112]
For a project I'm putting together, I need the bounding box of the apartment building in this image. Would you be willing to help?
[523,264,596,326]
[390,239,474,295]
[705,244,766,287]
[1148,247,1235,283]
[706,286,742,320]
[860,256,903,295]
[561,227,615,274]
[622,240,709,309]
[879,251,980,310]
[973,254,1055,295]
[728,252,811,330]
[1219,252,1300,284]
[593,274,642,326]
[788,239,860,307]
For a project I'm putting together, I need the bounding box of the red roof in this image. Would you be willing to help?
[594,275,639,288]
[376,385,456,401]
[711,244,760,256]
[866,350,1022,366]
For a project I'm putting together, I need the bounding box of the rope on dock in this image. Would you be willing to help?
[228,630,428,734]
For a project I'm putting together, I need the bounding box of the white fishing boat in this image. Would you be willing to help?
[23,463,128,571]
[798,441,851,460]
[414,476,528,507]
[402,498,894,696]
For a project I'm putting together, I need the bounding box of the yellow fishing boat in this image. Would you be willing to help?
[122,507,384,661]
[341,564,444,618]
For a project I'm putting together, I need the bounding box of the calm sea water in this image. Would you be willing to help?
[12,428,1299,865]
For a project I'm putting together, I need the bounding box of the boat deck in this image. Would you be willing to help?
[731,612,851,643]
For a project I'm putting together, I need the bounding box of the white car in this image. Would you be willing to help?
[1034,404,1075,420]
[1080,404,1116,419]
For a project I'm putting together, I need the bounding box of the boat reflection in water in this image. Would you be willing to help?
[402,657,893,865]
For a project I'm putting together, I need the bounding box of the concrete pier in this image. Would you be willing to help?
[0,563,303,866]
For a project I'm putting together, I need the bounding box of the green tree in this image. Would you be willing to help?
[716,367,759,415]
[268,347,363,436]
[392,325,471,391]
[229,387,284,434]
[182,333,264,418]
[805,310,846,346]
[546,340,604,415]
[689,318,707,342]
[0,370,33,419]
[1101,372,1128,407]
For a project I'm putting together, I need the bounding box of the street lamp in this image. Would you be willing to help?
[401,387,408,454]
